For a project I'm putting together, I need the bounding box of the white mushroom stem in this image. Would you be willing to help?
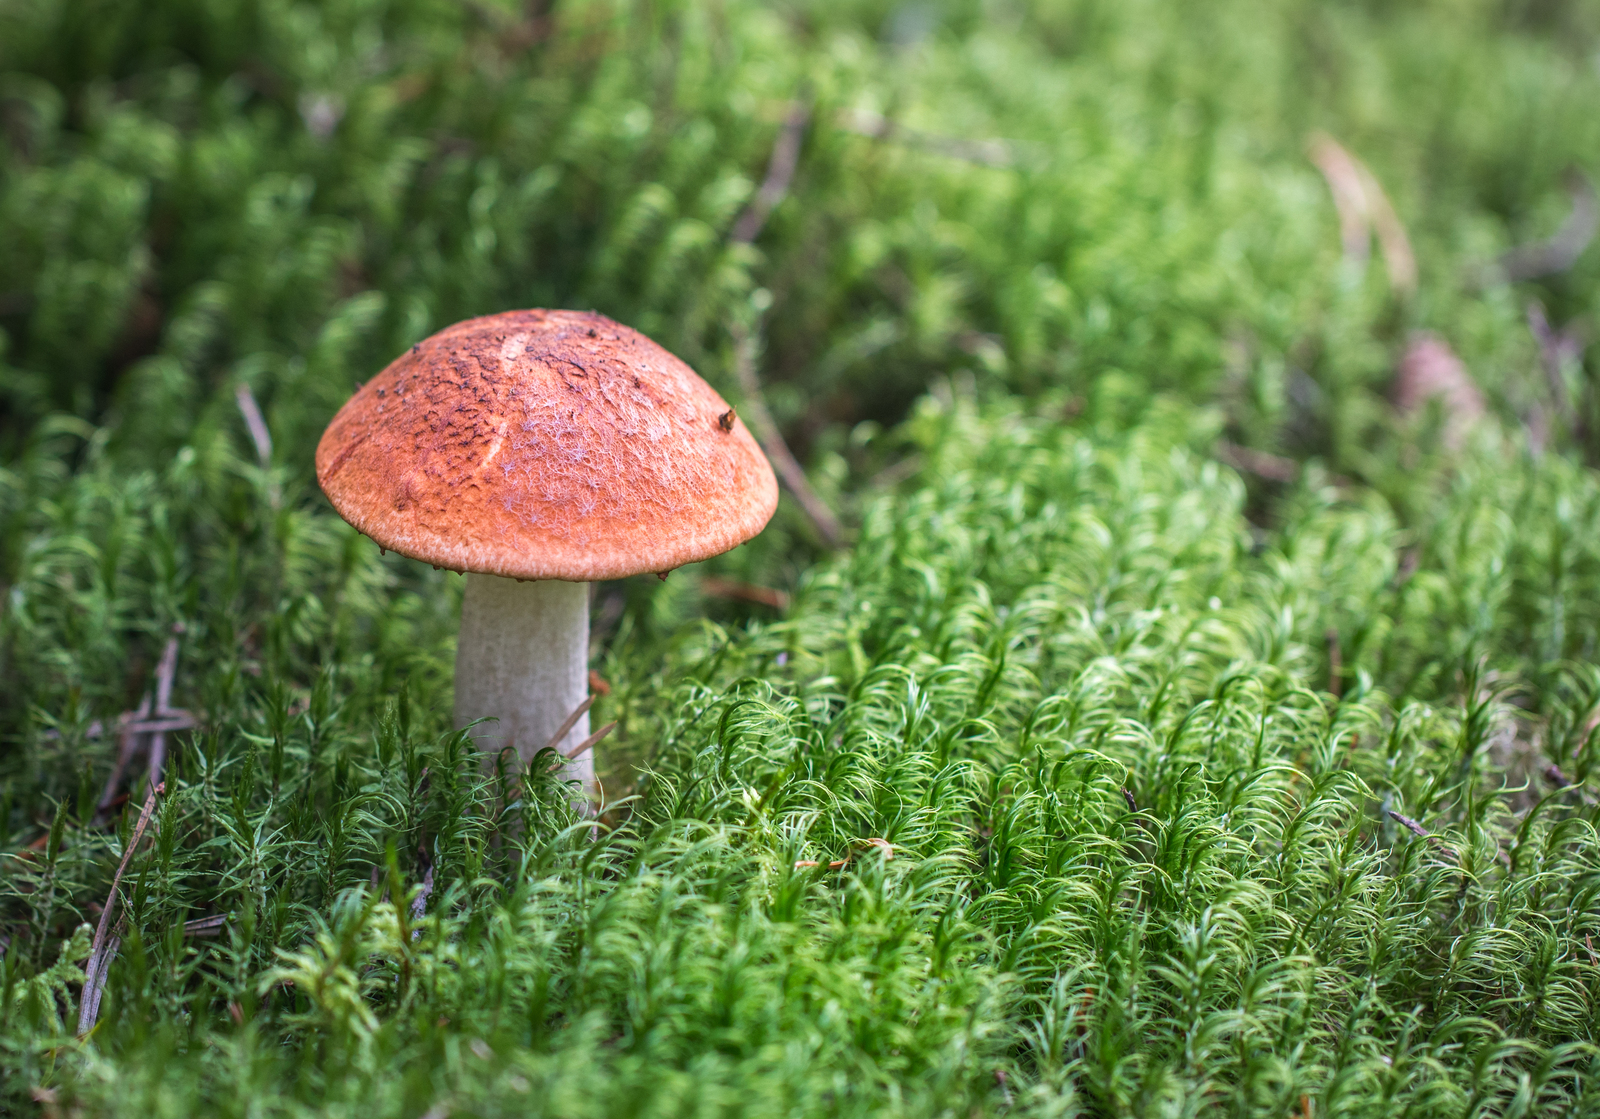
[454,575,593,804]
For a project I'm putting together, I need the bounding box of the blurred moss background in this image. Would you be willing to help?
[5,0,1599,475]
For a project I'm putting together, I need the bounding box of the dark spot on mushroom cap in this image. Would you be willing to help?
[587,328,597,338]
[718,408,736,433]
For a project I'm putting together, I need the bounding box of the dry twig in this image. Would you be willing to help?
[145,634,181,789]
[1386,809,1457,857]
[540,695,595,758]
[410,855,434,926]
[725,99,845,549]
[868,453,924,491]
[93,692,150,817]
[732,101,810,243]
[182,914,228,938]
[793,837,893,870]
[78,782,164,1037]
[1308,133,1416,296]
[1496,170,1598,283]
[234,383,273,467]
[562,720,616,760]
[56,709,195,748]
[95,631,191,820]
[235,383,282,507]
[1215,440,1301,484]
[1386,809,1430,839]
[1393,332,1485,450]
[728,324,844,547]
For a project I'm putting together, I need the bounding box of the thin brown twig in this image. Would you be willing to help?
[410,852,434,928]
[78,782,164,1037]
[182,914,228,938]
[726,96,845,550]
[732,101,810,244]
[145,634,181,789]
[115,715,194,735]
[730,322,844,548]
[95,693,151,817]
[1496,170,1598,283]
[50,712,195,745]
[1215,440,1301,484]
[868,453,924,492]
[1357,163,1417,296]
[1387,809,1430,838]
[540,695,595,757]
[562,720,617,760]
[1386,809,1456,857]
[94,630,189,821]
[1308,133,1416,296]
[234,384,273,467]
[1309,135,1372,270]
[235,383,282,507]
[793,837,894,870]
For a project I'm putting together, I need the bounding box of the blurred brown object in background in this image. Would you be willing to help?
[1393,332,1485,450]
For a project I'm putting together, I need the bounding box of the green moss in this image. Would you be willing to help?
[4,0,1600,1114]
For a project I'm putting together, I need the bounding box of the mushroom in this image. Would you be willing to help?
[314,309,778,803]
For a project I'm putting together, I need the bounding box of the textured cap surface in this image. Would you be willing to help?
[316,309,778,581]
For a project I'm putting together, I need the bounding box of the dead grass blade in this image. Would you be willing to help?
[94,630,190,821]
[731,101,809,244]
[78,781,164,1037]
[1214,440,1301,483]
[1497,169,1597,283]
[540,695,596,757]
[562,721,617,760]
[726,97,844,549]
[145,634,181,789]
[1393,332,1485,449]
[729,324,844,548]
[234,383,273,467]
[1309,133,1416,296]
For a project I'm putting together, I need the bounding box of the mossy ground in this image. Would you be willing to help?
[4,1,1600,1115]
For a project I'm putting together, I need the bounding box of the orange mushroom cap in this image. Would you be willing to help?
[315,309,778,581]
